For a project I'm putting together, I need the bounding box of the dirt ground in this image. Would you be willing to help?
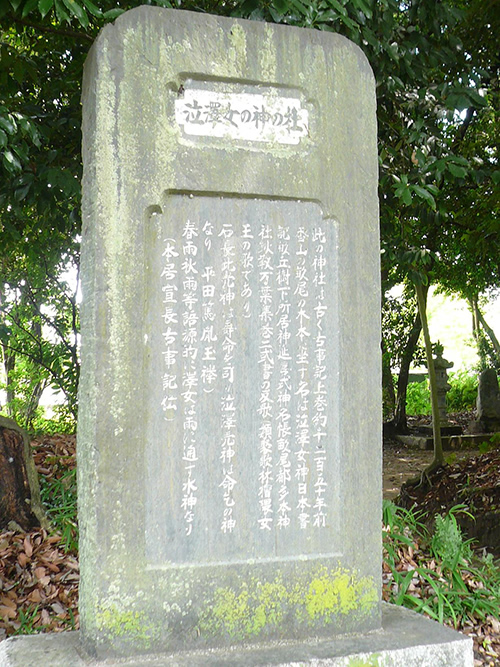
[383,439,481,500]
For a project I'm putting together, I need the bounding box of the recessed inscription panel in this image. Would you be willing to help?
[175,89,309,144]
[145,196,339,565]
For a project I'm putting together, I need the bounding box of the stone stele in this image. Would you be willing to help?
[0,6,473,666]
[477,369,500,422]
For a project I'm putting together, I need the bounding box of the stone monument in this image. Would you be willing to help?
[78,7,381,657]
[469,368,500,433]
[0,7,473,666]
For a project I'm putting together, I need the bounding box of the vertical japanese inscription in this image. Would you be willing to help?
[146,196,339,565]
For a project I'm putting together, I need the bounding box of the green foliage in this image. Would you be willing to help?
[446,371,478,411]
[382,500,427,567]
[40,466,78,553]
[14,605,43,635]
[430,505,475,571]
[476,332,500,373]
[0,353,47,427]
[406,381,432,415]
[0,256,80,426]
[382,287,425,373]
[405,370,478,415]
[31,406,76,435]
[383,501,500,628]
[0,0,498,424]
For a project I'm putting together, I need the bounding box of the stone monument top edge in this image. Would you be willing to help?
[81,4,378,224]
[87,5,375,83]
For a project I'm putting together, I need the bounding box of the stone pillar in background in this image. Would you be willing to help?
[475,368,500,432]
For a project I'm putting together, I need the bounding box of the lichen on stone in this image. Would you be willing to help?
[96,604,157,646]
[199,565,377,640]
[304,566,377,623]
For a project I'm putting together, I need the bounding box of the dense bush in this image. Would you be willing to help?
[406,380,432,415]
[446,371,478,412]
[405,370,478,415]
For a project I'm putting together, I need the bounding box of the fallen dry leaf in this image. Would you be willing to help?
[23,537,33,558]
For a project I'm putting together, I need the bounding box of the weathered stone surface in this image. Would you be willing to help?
[79,6,380,659]
[0,604,473,666]
[469,368,500,433]
[477,369,500,420]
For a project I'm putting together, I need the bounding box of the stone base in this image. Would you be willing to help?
[396,432,500,451]
[467,420,500,435]
[417,425,463,437]
[0,604,473,666]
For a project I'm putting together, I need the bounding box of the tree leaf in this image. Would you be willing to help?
[448,163,467,179]
[81,0,101,17]
[21,0,38,17]
[102,8,124,20]
[395,181,413,206]
[61,0,89,27]
[272,0,290,13]
[38,0,53,19]
[0,323,11,342]
[0,115,17,135]
[3,149,22,172]
[53,0,70,22]
[14,183,32,202]
[327,0,347,17]
[464,87,487,108]
[412,185,436,210]
[352,0,373,19]
[288,0,308,16]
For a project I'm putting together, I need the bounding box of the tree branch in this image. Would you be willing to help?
[24,282,78,366]
[1,341,69,401]
[11,16,94,44]
[477,307,500,358]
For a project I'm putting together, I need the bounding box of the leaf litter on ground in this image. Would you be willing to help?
[0,434,79,639]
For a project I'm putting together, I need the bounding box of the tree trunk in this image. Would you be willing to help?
[2,348,16,415]
[394,296,425,432]
[24,380,46,430]
[415,282,444,470]
[0,416,49,531]
[382,338,395,419]
[22,317,45,429]
[476,308,500,359]
[470,296,480,339]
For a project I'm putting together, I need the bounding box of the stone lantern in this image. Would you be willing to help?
[433,344,454,425]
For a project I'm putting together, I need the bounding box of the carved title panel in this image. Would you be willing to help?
[175,89,309,145]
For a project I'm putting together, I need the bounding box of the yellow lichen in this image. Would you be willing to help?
[305,568,362,621]
[96,605,156,644]
[199,566,377,639]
